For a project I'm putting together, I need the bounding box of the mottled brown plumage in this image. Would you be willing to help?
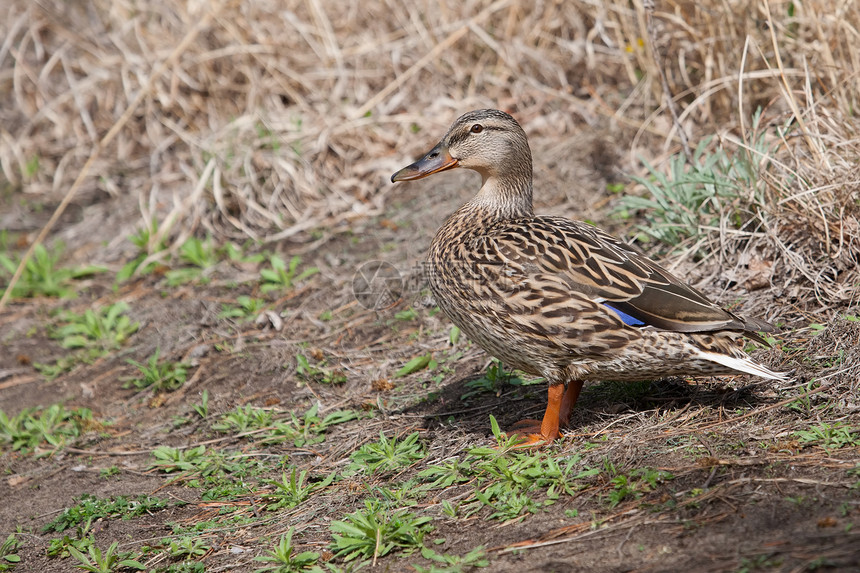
[391,109,785,445]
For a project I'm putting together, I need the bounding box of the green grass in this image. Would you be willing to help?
[219,294,267,321]
[49,302,139,352]
[254,528,320,573]
[116,219,167,282]
[330,499,433,563]
[68,541,144,572]
[164,236,219,285]
[35,302,139,378]
[794,422,859,453]
[348,431,426,475]
[0,534,20,571]
[260,254,318,293]
[0,242,106,298]
[295,353,348,385]
[0,404,96,453]
[263,468,336,511]
[43,494,171,533]
[124,349,189,392]
[614,110,779,252]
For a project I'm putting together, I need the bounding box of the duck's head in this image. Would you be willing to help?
[391,109,532,185]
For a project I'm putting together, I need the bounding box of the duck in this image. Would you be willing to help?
[390,109,786,446]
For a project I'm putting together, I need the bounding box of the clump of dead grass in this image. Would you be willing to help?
[0,0,858,316]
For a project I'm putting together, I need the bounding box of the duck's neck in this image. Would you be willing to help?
[462,172,534,222]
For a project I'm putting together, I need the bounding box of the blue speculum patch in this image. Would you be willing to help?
[603,303,646,327]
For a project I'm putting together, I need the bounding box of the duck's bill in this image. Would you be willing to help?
[391,145,458,182]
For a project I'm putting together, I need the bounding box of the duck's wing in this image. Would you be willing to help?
[487,216,775,337]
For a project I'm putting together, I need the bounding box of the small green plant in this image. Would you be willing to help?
[460,359,533,401]
[124,349,189,392]
[349,431,426,475]
[43,494,170,533]
[165,236,219,285]
[212,405,274,434]
[254,527,319,573]
[47,522,95,558]
[260,255,318,293]
[165,536,209,559]
[415,546,489,572]
[193,390,209,418]
[219,295,267,320]
[395,354,436,378]
[116,219,167,282]
[49,302,139,352]
[100,466,121,479]
[0,533,20,571]
[330,500,433,562]
[263,468,336,511]
[602,464,673,508]
[0,242,105,298]
[150,445,210,474]
[795,423,859,453]
[295,353,347,385]
[0,404,95,453]
[68,541,144,572]
[614,113,775,251]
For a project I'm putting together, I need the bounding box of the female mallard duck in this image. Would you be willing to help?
[391,109,785,446]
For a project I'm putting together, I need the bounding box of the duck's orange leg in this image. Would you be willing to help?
[509,383,565,446]
[559,380,584,428]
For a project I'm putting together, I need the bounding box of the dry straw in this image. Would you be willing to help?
[1,0,858,312]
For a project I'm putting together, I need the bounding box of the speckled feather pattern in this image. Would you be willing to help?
[396,109,784,393]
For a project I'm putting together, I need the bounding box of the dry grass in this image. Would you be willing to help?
[2,1,860,571]
[1,0,858,305]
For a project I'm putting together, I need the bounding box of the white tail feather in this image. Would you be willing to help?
[696,350,787,381]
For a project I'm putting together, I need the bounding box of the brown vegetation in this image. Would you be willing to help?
[1,1,859,571]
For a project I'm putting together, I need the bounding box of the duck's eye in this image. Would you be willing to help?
[470,124,484,134]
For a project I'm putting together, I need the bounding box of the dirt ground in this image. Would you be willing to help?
[2,1,860,572]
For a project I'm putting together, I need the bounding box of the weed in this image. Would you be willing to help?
[263,468,336,511]
[125,349,189,392]
[165,236,219,285]
[795,422,859,453]
[602,463,674,508]
[47,523,95,558]
[416,546,489,572]
[68,541,144,572]
[460,359,536,402]
[614,113,775,251]
[421,419,600,522]
[212,403,358,448]
[43,494,170,533]
[220,295,267,320]
[0,242,105,298]
[150,445,209,474]
[394,307,418,321]
[330,500,433,562]
[100,466,121,479]
[116,219,167,282]
[0,404,95,453]
[0,534,20,571]
[49,302,139,352]
[254,528,320,573]
[212,405,274,433]
[349,431,426,475]
[165,536,209,559]
[260,254,318,293]
[395,354,436,378]
[296,353,347,385]
[193,390,209,418]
